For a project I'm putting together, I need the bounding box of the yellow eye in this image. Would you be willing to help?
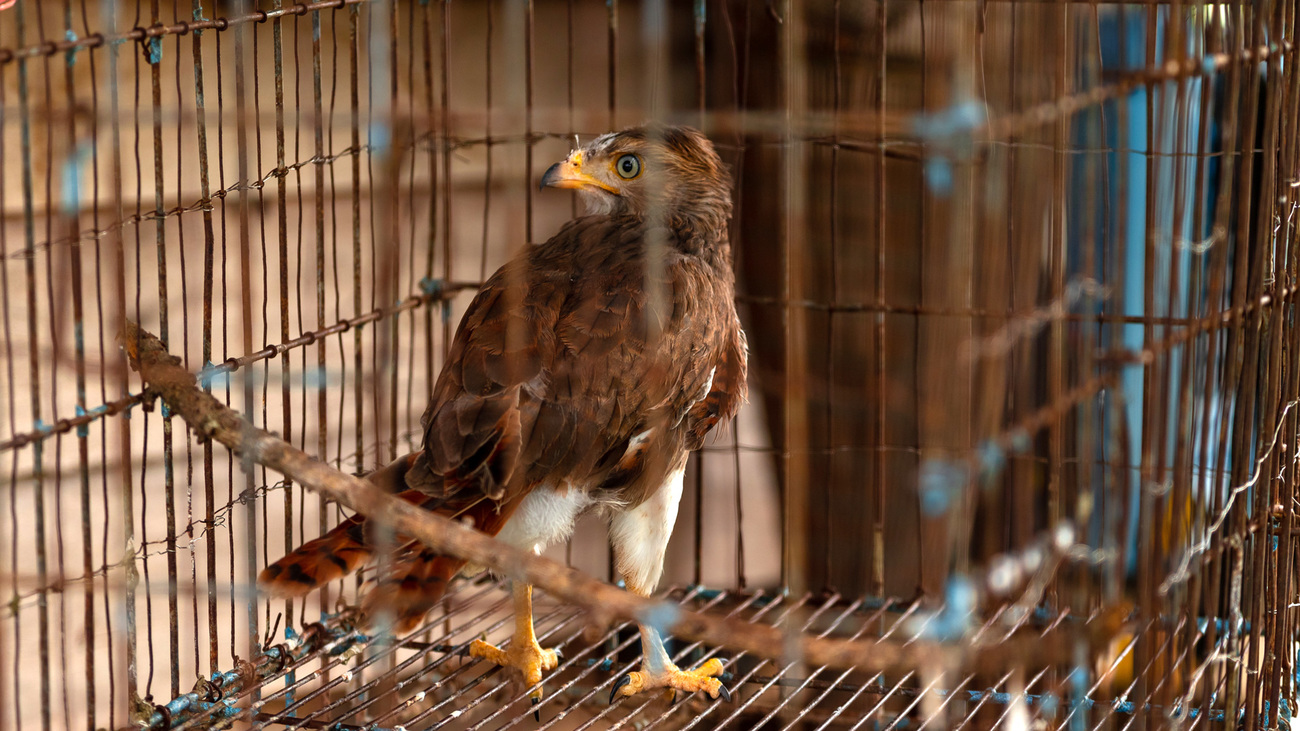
[615,154,641,179]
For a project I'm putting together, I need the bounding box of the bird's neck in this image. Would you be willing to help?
[662,200,732,263]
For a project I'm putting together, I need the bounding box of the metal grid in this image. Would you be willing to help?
[3,0,1300,729]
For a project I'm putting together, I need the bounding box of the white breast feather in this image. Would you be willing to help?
[494,486,594,555]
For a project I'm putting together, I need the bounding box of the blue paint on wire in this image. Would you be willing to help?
[419,277,445,298]
[65,30,79,67]
[369,122,391,154]
[640,601,681,637]
[60,143,94,216]
[146,36,163,65]
[918,459,967,517]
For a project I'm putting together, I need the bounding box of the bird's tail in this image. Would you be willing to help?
[258,452,517,633]
[257,452,431,598]
[359,496,517,632]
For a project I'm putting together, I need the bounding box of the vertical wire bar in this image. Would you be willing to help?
[169,0,198,686]
[725,0,751,591]
[145,0,183,700]
[1190,11,1216,717]
[329,9,347,478]
[781,0,810,596]
[88,0,117,719]
[1139,2,1171,716]
[366,3,382,471]
[1243,3,1289,727]
[386,0,401,466]
[272,0,296,633]
[440,0,453,359]
[1175,11,1213,711]
[824,0,841,591]
[294,7,309,590]
[871,0,888,597]
[404,0,421,459]
[189,0,220,675]
[1158,0,1195,710]
[68,2,100,721]
[415,1,436,473]
[1226,4,1267,725]
[271,0,297,629]
[419,1,437,429]
[131,3,158,696]
[290,0,307,629]
[0,19,20,731]
[1077,0,1108,654]
[524,0,534,244]
[480,0,494,284]
[1047,0,1070,596]
[348,3,364,473]
[252,0,271,632]
[607,0,618,128]
[691,0,707,587]
[1214,8,1246,719]
[99,0,139,722]
[231,0,262,696]
[1197,7,1237,716]
[310,3,330,619]
[1265,0,1300,718]
[13,4,52,728]
[212,7,239,661]
[1107,0,1135,623]
[43,4,72,724]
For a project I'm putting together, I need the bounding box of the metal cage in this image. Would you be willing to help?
[2,0,1298,729]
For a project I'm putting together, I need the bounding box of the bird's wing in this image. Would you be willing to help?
[404,216,736,507]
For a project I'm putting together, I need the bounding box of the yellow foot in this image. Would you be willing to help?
[609,657,731,704]
[468,637,561,701]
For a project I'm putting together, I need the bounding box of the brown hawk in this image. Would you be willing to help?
[260,124,747,707]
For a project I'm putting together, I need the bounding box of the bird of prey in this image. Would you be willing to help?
[259,124,747,707]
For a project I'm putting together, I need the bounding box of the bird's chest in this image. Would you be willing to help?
[493,483,617,554]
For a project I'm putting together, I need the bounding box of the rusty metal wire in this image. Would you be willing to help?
[4,0,1300,729]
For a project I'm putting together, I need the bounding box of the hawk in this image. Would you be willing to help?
[260,124,747,707]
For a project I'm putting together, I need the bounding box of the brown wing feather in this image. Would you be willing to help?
[261,207,745,628]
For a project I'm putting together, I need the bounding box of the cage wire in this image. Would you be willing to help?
[1,0,1298,729]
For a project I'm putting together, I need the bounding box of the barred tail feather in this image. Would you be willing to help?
[258,517,371,597]
[360,495,519,633]
[361,549,467,633]
[258,452,431,598]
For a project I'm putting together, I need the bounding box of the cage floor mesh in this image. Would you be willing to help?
[154,577,1227,731]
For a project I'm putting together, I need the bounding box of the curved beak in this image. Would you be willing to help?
[539,151,620,194]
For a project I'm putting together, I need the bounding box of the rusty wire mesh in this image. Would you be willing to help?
[2,0,1299,729]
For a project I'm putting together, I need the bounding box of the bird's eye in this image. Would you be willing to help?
[615,154,641,180]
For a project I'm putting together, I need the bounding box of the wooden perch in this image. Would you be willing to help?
[120,319,1123,676]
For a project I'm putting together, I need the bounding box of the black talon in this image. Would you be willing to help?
[717,684,732,703]
[531,697,541,722]
[609,674,633,704]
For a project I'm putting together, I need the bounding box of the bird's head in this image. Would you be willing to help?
[541,125,732,240]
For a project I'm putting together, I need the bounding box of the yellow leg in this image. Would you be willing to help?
[469,583,560,708]
[607,575,730,705]
[609,624,730,704]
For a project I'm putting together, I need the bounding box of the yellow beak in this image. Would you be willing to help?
[540,151,620,194]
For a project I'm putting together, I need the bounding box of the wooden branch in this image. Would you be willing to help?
[120,320,1123,676]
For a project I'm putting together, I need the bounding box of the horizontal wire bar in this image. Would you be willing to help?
[0,281,475,453]
[138,609,370,731]
[0,0,369,65]
[7,143,375,260]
